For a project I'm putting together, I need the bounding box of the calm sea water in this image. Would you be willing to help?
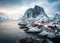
[0,21,31,43]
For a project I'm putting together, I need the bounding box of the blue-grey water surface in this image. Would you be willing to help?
[0,21,31,43]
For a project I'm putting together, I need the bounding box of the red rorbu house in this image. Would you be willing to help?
[32,23,43,27]
[32,23,38,27]
[32,20,45,27]
[48,25,55,29]
[32,21,45,27]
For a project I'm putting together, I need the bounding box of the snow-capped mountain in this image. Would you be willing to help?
[19,5,60,43]
[0,13,8,21]
[21,5,49,24]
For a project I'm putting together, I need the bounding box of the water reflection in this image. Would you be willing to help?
[0,21,30,43]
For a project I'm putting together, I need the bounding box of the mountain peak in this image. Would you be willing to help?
[34,5,44,12]
[21,5,48,21]
[34,5,40,8]
[34,5,42,9]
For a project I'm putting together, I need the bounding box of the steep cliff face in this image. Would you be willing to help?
[22,5,48,18]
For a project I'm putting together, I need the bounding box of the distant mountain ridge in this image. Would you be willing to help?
[0,13,8,21]
[53,14,60,22]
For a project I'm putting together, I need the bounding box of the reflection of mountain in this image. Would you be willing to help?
[0,13,8,21]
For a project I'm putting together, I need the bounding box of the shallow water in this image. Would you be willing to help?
[0,21,31,43]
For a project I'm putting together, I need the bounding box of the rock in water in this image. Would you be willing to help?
[17,37,40,43]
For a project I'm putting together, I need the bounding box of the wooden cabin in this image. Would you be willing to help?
[32,23,38,27]
[48,25,55,29]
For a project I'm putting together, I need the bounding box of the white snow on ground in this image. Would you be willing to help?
[39,30,48,35]
[27,27,41,32]
[25,19,60,38]
[19,15,60,38]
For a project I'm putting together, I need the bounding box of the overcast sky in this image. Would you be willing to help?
[0,0,60,20]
